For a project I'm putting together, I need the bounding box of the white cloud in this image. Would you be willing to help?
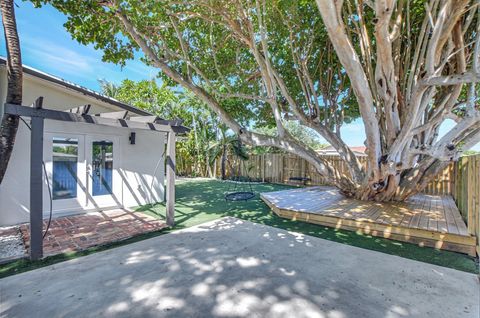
[19,34,157,87]
[341,119,366,134]
[23,37,95,75]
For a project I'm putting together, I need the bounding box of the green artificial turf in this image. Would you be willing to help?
[1,178,477,278]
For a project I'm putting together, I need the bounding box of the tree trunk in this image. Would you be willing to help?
[346,175,401,202]
[221,144,227,180]
[205,152,212,178]
[0,0,22,184]
[336,160,449,202]
[212,158,216,178]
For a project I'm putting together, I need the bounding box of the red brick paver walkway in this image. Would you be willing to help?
[20,210,167,257]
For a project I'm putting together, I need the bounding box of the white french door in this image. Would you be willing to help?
[85,135,120,209]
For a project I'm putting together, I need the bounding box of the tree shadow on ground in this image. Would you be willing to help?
[1,179,476,278]
[1,217,477,318]
[136,179,478,273]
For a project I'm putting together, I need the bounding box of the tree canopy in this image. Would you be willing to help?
[98,78,327,176]
[30,0,358,130]
[30,0,480,201]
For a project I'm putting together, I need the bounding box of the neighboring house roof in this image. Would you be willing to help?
[0,56,150,116]
[317,146,367,157]
[347,146,367,154]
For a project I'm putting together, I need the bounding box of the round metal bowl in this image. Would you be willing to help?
[225,191,256,201]
[289,177,311,182]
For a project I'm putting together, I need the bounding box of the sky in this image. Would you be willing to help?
[1,2,478,151]
[0,2,159,90]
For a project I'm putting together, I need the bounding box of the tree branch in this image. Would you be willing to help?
[316,0,382,180]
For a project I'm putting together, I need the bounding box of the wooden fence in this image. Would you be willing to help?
[215,153,454,195]
[452,155,480,255]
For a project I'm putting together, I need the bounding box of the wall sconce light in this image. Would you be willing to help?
[129,132,136,145]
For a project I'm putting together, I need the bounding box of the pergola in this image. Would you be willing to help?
[4,97,189,260]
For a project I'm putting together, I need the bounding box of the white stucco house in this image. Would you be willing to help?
[0,57,186,227]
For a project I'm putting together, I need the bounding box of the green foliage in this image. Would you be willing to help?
[99,78,182,118]
[462,150,480,156]
[253,121,329,154]
[209,128,247,163]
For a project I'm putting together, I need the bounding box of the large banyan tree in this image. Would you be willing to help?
[33,0,480,201]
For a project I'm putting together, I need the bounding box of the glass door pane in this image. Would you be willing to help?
[52,137,78,200]
[92,140,113,196]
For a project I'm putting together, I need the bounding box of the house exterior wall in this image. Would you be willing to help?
[0,68,166,226]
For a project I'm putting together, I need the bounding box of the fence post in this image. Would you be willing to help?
[467,156,474,235]
[260,154,265,182]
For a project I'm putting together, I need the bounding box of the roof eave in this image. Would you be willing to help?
[0,57,151,116]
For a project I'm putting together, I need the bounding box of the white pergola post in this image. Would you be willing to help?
[166,131,176,226]
[30,98,45,260]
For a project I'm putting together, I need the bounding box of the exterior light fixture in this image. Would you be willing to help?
[129,132,136,145]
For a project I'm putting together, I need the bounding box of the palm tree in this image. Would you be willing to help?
[98,79,119,98]
[0,0,23,184]
[209,125,249,180]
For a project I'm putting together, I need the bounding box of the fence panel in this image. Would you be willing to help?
[452,155,480,255]
[222,153,453,195]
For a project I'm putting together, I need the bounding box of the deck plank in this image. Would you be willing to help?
[417,196,432,230]
[447,196,469,236]
[444,195,460,235]
[427,196,440,232]
[410,195,428,229]
[437,196,449,233]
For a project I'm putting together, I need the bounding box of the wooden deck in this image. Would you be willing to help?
[261,187,477,255]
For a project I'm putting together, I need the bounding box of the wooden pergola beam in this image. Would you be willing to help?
[97,110,129,119]
[67,104,91,115]
[129,115,158,123]
[4,103,175,133]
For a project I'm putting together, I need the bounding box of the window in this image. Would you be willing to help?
[52,137,78,200]
[92,141,113,196]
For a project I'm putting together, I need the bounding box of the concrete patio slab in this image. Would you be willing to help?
[0,217,478,318]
